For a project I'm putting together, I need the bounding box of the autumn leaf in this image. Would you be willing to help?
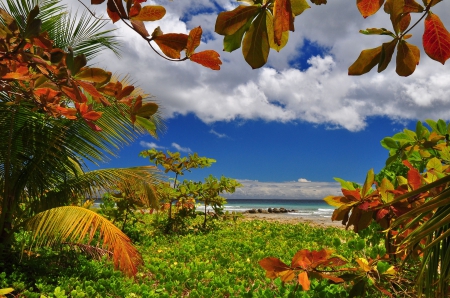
[106,7,121,23]
[423,13,450,65]
[259,257,294,281]
[273,0,294,46]
[348,46,382,75]
[396,40,420,76]
[403,0,424,13]
[215,5,260,36]
[190,50,222,70]
[75,68,111,84]
[298,271,311,290]
[378,39,398,72]
[186,27,202,57]
[131,20,149,37]
[152,33,189,59]
[291,0,310,16]
[131,5,166,21]
[135,102,158,118]
[357,0,385,18]
[242,11,270,69]
[223,17,253,52]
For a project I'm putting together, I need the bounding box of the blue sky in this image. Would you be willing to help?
[80,0,450,199]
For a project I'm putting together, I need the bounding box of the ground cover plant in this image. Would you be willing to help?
[1,216,360,297]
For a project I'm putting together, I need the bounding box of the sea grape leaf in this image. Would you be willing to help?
[190,50,222,70]
[381,137,399,149]
[273,0,294,46]
[242,11,270,69]
[152,33,189,59]
[291,249,313,269]
[357,0,385,18]
[348,46,382,75]
[135,115,157,132]
[75,68,111,84]
[215,5,260,36]
[266,12,289,52]
[131,20,149,37]
[223,17,253,52]
[384,0,404,34]
[423,13,450,64]
[396,40,419,76]
[259,257,290,274]
[136,102,158,118]
[359,27,395,37]
[398,13,411,33]
[298,271,311,290]
[403,0,423,13]
[186,26,202,57]
[131,5,166,21]
[291,0,310,16]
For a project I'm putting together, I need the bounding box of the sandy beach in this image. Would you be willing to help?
[241,212,344,229]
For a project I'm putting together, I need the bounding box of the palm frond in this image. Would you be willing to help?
[24,206,142,277]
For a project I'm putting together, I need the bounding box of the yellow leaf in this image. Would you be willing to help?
[348,46,382,75]
[356,258,371,272]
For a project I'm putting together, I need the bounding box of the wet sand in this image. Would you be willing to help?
[241,213,344,229]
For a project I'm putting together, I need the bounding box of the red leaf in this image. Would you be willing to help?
[357,0,384,18]
[186,26,202,57]
[273,0,294,46]
[423,13,450,64]
[291,249,312,269]
[153,33,189,59]
[318,273,345,283]
[342,189,361,201]
[82,111,103,121]
[407,167,421,190]
[85,120,102,131]
[131,5,166,21]
[190,50,222,70]
[129,3,141,18]
[76,80,105,101]
[298,271,310,291]
[259,257,290,275]
[376,209,389,221]
[107,7,121,23]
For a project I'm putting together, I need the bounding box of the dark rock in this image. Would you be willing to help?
[257,208,263,213]
[268,208,273,213]
[261,209,269,214]
[280,208,287,213]
[272,208,280,213]
[248,209,257,214]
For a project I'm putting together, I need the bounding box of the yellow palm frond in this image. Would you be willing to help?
[24,206,142,277]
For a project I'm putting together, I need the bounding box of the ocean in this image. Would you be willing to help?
[221,199,334,219]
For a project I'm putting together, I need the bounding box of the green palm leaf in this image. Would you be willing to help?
[24,206,142,277]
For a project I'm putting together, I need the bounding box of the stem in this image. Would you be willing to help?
[399,3,432,39]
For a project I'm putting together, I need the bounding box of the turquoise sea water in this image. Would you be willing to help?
[221,199,334,219]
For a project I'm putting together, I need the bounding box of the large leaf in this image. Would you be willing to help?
[291,0,310,16]
[24,206,143,277]
[223,17,253,52]
[152,32,189,59]
[186,26,202,57]
[273,0,294,46]
[131,5,165,21]
[396,40,419,76]
[357,0,385,18]
[378,39,398,72]
[190,50,222,70]
[75,67,112,84]
[423,12,450,65]
[215,5,260,36]
[242,10,270,69]
[348,46,382,75]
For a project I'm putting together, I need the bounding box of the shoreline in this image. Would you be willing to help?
[241,213,344,229]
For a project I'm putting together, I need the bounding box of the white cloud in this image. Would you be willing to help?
[172,142,192,153]
[224,180,341,200]
[84,0,450,131]
[210,129,228,138]
[298,178,311,183]
[139,141,166,149]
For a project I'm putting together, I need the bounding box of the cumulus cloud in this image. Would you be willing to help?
[82,0,450,131]
[172,142,192,153]
[210,129,228,138]
[298,178,311,183]
[224,180,341,200]
[139,141,166,149]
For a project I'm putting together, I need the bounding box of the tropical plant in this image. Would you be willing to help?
[0,0,163,277]
[82,0,450,74]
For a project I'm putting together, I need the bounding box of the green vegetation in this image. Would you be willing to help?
[1,215,358,297]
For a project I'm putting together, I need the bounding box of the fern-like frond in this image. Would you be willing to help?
[24,206,142,277]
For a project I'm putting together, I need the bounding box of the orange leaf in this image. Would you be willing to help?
[291,249,313,269]
[348,46,382,75]
[407,167,422,190]
[129,3,141,18]
[357,0,384,18]
[33,88,60,100]
[403,0,424,13]
[131,20,149,37]
[398,13,411,33]
[75,68,111,84]
[215,5,260,36]
[186,26,202,57]
[107,7,121,23]
[298,271,310,291]
[76,80,105,100]
[153,33,189,59]
[396,40,420,76]
[259,257,290,272]
[131,5,166,21]
[423,13,450,64]
[273,0,294,46]
[332,205,352,222]
[190,50,222,70]
[82,111,103,121]
[378,39,398,72]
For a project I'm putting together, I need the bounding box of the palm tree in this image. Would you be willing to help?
[0,0,163,276]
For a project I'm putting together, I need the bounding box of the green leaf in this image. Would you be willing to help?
[223,17,253,52]
[242,10,270,69]
[376,261,391,275]
[291,0,310,16]
[381,137,399,149]
[362,169,374,197]
[348,46,382,75]
[135,115,156,133]
[266,12,289,52]
[359,27,395,37]
[334,177,356,190]
[215,5,260,36]
[136,102,158,118]
[437,119,447,135]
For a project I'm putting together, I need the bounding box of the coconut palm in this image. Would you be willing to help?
[0,0,163,276]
